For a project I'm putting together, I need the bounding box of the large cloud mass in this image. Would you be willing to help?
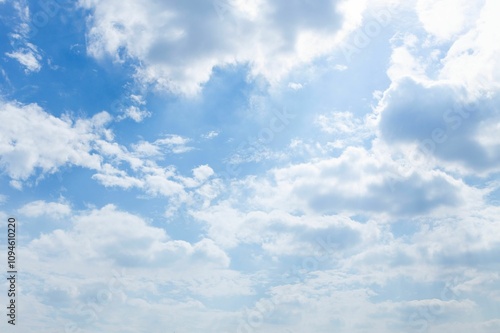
[80,0,352,95]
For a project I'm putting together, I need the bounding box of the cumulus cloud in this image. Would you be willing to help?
[378,73,500,176]
[18,200,71,219]
[416,0,482,41]
[0,99,213,210]
[27,204,229,269]
[2,0,499,331]
[249,146,476,217]
[15,204,245,332]
[189,146,484,258]
[376,0,500,175]
[79,0,364,95]
[437,0,500,98]
[91,153,220,215]
[0,100,217,218]
[0,101,109,180]
[192,204,381,257]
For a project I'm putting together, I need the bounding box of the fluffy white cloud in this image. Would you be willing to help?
[438,0,500,98]
[377,0,500,175]
[119,105,151,122]
[2,0,499,331]
[0,101,109,180]
[201,130,219,140]
[91,157,221,216]
[26,204,230,269]
[79,0,368,95]
[245,146,478,216]
[378,77,500,176]
[0,99,213,213]
[192,202,379,254]
[11,204,254,332]
[416,0,482,41]
[132,134,193,157]
[18,200,71,219]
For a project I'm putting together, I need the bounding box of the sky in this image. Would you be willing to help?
[0,0,500,332]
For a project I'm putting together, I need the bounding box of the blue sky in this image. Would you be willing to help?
[1,0,500,332]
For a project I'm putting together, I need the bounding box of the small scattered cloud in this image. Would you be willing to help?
[314,111,375,149]
[201,130,219,140]
[118,105,151,122]
[5,3,44,73]
[133,135,194,157]
[6,44,42,73]
[156,135,194,154]
[288,82,303,90]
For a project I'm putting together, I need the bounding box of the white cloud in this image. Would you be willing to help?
[288,82,303,90]
[155,134,193,154]
[416,0,482,41]
[9,179,23,190]
[377,78,500,176]
[91,153,219,216]
[190,145,484,255]
[4,2,44,73]
[315,110,371,135]
[80,0,367,95]
[333,64,348,71]
[438,0,500,99]
[2,1,499,331]
[132,135,194,157]
[249,146,477,216]
[90,163,144,189]
[0,101,109,180]
[386,34,428,82]
[6,46,42,73]
[18,200,71,219]
[119,105,151,122]
[192,203,381,256]
[14,204,249,331]
[0,99,204,212]
[201,130,219,140]
[377,0,500,176]
[130,141,160,157]
[192,164,214,183]
[26,204,230,269]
